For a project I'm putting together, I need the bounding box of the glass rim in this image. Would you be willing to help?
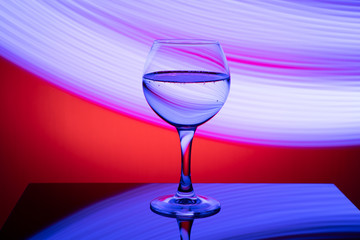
[153,39,219,45]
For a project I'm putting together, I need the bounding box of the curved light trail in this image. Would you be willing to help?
[1,1,359,146]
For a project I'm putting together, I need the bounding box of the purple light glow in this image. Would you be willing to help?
[1,1,359,146]
[30,184,360,239]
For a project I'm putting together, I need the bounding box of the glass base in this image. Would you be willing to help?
[150,195,220,218]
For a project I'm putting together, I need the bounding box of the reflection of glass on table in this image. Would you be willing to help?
[1,183,360,239]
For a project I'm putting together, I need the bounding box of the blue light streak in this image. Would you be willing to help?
[1,1,360,146]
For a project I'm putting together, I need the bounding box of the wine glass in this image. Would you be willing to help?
[143,39,230,218]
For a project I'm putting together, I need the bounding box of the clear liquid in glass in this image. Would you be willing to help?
[143,71,230,127]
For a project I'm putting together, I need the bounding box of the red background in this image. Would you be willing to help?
[1,57,359,228]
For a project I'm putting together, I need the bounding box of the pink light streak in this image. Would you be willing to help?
[0,0,359,146]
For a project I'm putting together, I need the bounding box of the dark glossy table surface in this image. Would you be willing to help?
[1,183,360,239]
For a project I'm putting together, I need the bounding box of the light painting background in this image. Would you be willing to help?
[1,0,359,228]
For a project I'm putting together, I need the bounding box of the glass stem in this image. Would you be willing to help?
[177,218,194,240]
[176,127,196,198]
